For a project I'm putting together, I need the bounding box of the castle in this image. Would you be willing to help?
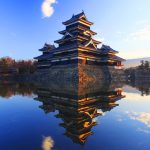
[34,12,125,82]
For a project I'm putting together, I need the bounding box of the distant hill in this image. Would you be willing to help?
[123,57,150,68]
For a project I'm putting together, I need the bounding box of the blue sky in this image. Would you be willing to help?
[0,0,150,60]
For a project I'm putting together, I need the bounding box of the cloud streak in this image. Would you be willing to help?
[126,111,150,128]
[137,128,150,134]
[41,0,57,18]
[123,25,150,42]
[130,25,150,41]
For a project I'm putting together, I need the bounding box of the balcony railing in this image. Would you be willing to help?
[37,61,51,66]
[115,64,124,69]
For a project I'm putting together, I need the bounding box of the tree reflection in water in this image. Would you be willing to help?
[0,82,36,98]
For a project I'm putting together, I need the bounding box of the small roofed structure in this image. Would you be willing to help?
[39,43,55,52]
[98,44,125,69]
[99,45,118,54]
[34,43,55,70]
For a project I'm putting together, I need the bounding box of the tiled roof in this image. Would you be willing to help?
[54,34,89,44]
[62,12,93,25]
[59,26,97,35]
[53,43,78,52]
[109,55,125,61]
[39,43,56,51]
[34,53,53,60]
[63,12,84,24]
[98,45,118,54]
[99,55,125,61]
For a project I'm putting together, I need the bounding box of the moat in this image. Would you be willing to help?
[0,82,150,150]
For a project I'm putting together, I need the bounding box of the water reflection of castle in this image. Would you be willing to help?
[35,84,125,145]
[0,82,126,145]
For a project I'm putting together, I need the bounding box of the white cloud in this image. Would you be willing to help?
[124,25,150,42]
[42,136,54,150]
[137,128,150,134]
[126,111,150,128]
[136,19,149,26]
[117,118,123,122]
[41,0,57,18]
[130,25,150,41]
[116,31,125,35]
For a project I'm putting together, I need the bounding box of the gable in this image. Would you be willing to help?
[62,32,73,40]
[84,39,97,49]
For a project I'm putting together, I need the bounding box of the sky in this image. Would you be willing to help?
[0,0,150,60]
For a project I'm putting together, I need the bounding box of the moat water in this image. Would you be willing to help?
[0,82,150,150]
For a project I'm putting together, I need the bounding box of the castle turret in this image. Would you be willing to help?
[34,43,55,70]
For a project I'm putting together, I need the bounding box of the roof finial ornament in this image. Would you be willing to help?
[72,14,75,18]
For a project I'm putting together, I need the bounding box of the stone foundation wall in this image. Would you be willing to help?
[78,64,126,83]
[22,64,125,86]
[16,64,126,94]
[29,64,78,92]
[77,64,126,95]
